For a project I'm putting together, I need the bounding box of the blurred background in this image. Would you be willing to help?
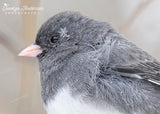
[0,0,160,114]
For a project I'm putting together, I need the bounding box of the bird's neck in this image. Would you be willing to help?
[38,52,100,104]
[38,56,69,104]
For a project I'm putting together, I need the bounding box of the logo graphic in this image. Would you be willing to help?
[1,3,44,15]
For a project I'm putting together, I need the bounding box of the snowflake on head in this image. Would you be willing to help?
[58,27,70,38]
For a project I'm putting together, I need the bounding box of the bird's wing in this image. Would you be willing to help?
[110,61,160,85]
[100,37,160,85]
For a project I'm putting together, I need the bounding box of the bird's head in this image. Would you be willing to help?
[19,11,112,63]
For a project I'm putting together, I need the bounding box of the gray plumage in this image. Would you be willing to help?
[36,11,160,114]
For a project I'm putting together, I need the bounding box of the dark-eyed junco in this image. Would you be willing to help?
[19,11,160,114]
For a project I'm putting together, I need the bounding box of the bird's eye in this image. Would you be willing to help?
[50,35,59,43]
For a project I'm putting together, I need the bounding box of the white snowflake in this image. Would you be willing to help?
[58,27,70,38]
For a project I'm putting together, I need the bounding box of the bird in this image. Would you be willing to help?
[19,11,160,114]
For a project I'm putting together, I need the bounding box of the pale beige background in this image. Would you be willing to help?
[0,0,160,114]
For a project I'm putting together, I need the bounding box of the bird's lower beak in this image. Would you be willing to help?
[18,43,43,57]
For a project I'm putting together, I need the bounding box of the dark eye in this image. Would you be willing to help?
[50,35,59,43]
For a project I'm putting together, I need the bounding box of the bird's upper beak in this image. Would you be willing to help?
[18,43,43,57]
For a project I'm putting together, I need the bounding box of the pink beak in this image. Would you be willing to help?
[18,43,43,57]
